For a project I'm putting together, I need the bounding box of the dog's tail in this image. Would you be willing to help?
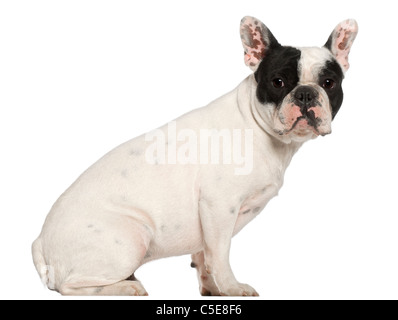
[32,238,54,290]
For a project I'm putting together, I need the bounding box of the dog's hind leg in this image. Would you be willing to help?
[42,213,154,296]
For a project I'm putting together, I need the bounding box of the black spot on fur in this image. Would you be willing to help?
[94,286,104,294]
[255,46,301,106]
[253,207,262,214]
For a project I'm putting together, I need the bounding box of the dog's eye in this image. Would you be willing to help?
[322,79,336,89]
[272,78,285,88]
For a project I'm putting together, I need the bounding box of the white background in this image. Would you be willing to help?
[1,0,397,300]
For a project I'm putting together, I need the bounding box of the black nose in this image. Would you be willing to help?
[294,86,318,108]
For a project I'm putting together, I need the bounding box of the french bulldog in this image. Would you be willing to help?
[32,16,358,296]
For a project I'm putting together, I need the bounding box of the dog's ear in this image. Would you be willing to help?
[324,19,358,73]
[240,16,280,71]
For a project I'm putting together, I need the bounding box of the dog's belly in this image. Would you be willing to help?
[143,211,203,261]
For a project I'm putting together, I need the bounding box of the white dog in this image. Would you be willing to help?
[32,16,358,296]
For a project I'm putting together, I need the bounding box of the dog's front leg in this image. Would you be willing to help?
[198,198,259,296]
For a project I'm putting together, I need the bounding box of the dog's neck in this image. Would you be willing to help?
[235,74,304,175]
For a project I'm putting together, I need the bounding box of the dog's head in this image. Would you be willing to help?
[240,16,358,143]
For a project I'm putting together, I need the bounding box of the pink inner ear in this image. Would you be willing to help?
[335,24,355,51]
[333,20,358,72]
[240,17,267,70]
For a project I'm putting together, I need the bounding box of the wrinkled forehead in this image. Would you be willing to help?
[296,47,337,84]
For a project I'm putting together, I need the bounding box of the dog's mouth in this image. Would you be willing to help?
[288,111,324,136]
[273,105,331,138]
[281,118,321,137]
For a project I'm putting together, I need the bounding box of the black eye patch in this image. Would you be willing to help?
[318,59,344,119]
[255,46,301,107]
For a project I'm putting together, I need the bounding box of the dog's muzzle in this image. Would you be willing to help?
[274,85,332,138]
[292,85,323,129]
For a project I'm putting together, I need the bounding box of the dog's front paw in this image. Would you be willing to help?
[219,282,259,297]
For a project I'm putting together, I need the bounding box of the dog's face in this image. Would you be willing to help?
[240,17,358,143]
